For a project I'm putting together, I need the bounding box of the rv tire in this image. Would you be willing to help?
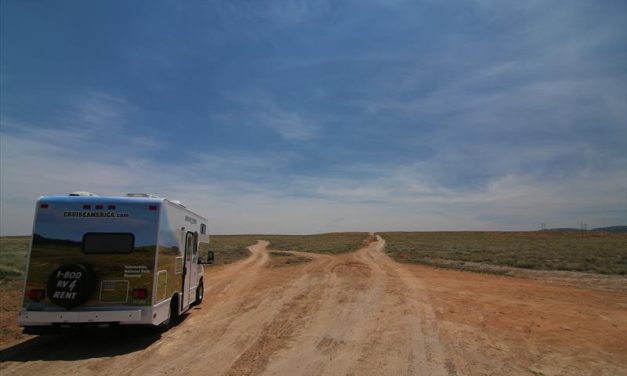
[170,294,180,322]
[193,279,204,306]
[160,294,180,331]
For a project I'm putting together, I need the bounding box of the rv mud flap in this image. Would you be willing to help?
[19,310,142,324]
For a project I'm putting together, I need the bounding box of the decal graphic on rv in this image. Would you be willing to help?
[63,211,129,218]
[19,193,213,334]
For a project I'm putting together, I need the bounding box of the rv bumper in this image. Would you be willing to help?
[19,309,142,325]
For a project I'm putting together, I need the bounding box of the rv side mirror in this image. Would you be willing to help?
[200,250,214,265]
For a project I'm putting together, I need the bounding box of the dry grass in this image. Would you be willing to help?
[0,236,30,280]
[0,237,31,345]
[263,232,370,254]
[268,251,312,267]
[209,235,259,264]
[381,231,627,275]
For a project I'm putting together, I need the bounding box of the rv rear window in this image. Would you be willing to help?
[83,233,134,254]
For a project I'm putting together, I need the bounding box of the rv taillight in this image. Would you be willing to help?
[108,205,116,210]
[40,204,49,209]
[83,204,91,209]
[95,204,103,210]
[149,205,157,211]
[132,288,147,299]
[28,289,45,301]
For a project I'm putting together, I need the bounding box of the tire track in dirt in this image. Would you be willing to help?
[224,282,326,376]
[261,237,452,376]
[345,238,451,376]
[262,251,385,376]
[122,241,332,376]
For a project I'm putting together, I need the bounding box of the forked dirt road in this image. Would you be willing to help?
[1,237,625,375]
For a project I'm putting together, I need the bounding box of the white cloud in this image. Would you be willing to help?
[220,90,320,141]
[257,110,318,140]
[73,91,129,127]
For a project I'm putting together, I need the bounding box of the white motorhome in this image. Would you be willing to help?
[18,193,213,334]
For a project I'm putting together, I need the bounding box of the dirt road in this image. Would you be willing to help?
[1,237,625,375]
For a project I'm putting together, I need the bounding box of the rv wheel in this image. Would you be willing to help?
[193,280,204,306]
[169,294,180,323]
[46,264,96,309]
[159,294,180,331]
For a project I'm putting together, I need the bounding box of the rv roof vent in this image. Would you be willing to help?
[126,193,160,198]
[69,191,99,197]
[171,200,186,208]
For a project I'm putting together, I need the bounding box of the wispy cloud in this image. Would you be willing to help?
[73,91,130,128]
[219,91,320,141]
[257,110,318,140]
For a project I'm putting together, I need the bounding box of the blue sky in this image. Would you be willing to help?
[1,0,625,235]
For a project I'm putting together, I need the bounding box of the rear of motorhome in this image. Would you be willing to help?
[18,193,213,333]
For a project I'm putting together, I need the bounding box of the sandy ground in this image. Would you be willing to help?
[1,237,625,376]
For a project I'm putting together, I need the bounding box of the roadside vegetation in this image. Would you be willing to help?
[0,236,30,281]
[209,235,259,264]
[0,236,30,345]
[263,232,370,254]
[268,251,312,267]
[381,231,627,275]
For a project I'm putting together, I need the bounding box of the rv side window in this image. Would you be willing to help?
[200,223,206,234]
[83,233,135,254]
